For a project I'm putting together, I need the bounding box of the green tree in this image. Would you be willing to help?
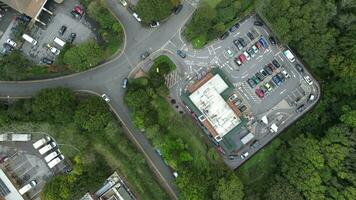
[74,97,110,132]
[264,176,304,200]
[32,88,76,123]
[0,51,34,80]
[135,0,174,23]
[63,41,104,72]
[213,173,244,200]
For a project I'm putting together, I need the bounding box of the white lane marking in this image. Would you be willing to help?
[242,74,249,78]
[196,56,209,59]
[280,89,287,95]
[234,32,241,37]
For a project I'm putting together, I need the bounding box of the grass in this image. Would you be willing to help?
[192,35,207,49]
[150,55,177,73]
[203,0,222,8]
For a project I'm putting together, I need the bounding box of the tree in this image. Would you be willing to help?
[0,51,34,80]
[213,173,244,200]
[63,41,104,72]
[135,0,174,23]
[74,97,110,132]
[32,88,76,123]
[265,176,304,200]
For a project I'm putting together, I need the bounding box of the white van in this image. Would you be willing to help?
[44,150,60,163]
[33,136,51,149]
[11,133,31,141]
[22,34,37,46]
[18,180,37,195]
[48,155,64,169]
[54,37,66,47]
[38,142,56,155]
[283,50,295,62]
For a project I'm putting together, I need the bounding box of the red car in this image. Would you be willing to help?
[255,41,262,49]
[255,88,264,98]
[73,6,84,16]
[239,54,246,63]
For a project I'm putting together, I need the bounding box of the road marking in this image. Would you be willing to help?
[196,56,209,59]
[234,32,240,37]
[242,74,249,78]
[280,89,287,95]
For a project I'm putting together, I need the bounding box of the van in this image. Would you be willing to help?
[44,150,60,163]
[18,180,37,195]
[48,155,64,169]
[38,142,56,155]
[11,133,31,141]
[22,34,37,46]
[33,136,51,149]
[54,37,66,47]
[283,50,295,62]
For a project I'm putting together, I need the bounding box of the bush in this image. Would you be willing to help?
[135,0,174,23]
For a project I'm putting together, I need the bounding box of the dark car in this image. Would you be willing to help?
[247,32,254,41]
[269,36,276,45]
[277,72,286,82]
[251,76,260,84]
[296,104,305,113]
[17,14,31,23]
[233,39,243,50]
[220,31,229,40]
[229,25,238,32]
[255,72,264,81]
[254,21,263,26]
[267,63,275,71]
[238,38,246,47]
[250,140,260,149]
[140,51,150,60]
[264,65,273,75]
[173,4,183,15]
[260,69,268,77]
[59,25,67,35]
[2,43,14,54]
[272,75,282,86]
[260,85,268,94]
[272,59,281,68]
[239,105,247,112]
[234,22,240,29]
[247,78,256,88]
[71,10,81,19]
[41,57,53,65]
[68,33,76,43]
[259,37,268,48]
[177,50,186,58]
[295,63,304,72]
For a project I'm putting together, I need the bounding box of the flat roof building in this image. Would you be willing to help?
[0,169,25,200]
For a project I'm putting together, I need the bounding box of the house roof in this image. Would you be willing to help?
[1,0,47,18]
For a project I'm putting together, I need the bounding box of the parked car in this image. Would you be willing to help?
[247,79,256,88]
[265,82,272,91]
[173,4,183,14]
[234,99,242,107]
[234,22,240,29]
[269,36,276,45]
[150,20,160,28]
[243,51,251,60]
[239,105,247,112]
[254,21,263,26]
[267,63,275,71]
[255,88,264,98]
[140,51,150,60]
[252,45,258,53]
[70,10,81,19]
[247,47,255,57]
[264,65,273,75]
[68,33,76,43]
[260,85,268,94]
[233,40,243,50]
[251,76,260,84]
[101,94,110,102]
[277,72,286,82]
[175,50,186,58]
[122,78,128,88]
[17,15,31,23]
[255,41,262,49]
[41,57,53,65]
[220,31,229,40]
[259,37,268,48]
[225,49,234,58]
[59,25,67,35]
[239,54,246,63]
[73,5,84,16]
[229,25,238,32]
[1,43,14,54]
[133,13,142,22]
[238,38,246,47]
[247,32,254,41]
[295,63,304,72]
[260,69,268,77]
[250,140,260,149]
[281,70,290,78]
[304,76,313,85]
[296,104,305,113]
[272,75,282,86]
[47,44,60,55]
[241,151,249,159]
[6,39,17,47]
[255,72,264,81]
[234,58,242,66]
[308,94,315,102]
[272,59,281,68]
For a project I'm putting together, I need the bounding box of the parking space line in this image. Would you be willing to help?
[11,160,28,172]
[233,32,240,37]
[280,89,287,95]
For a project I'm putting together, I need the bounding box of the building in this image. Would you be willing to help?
[0,169,25,200]
[80,172,135,200]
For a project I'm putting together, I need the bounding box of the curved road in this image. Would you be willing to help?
[0,1,197,199]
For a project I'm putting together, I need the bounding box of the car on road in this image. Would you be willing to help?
[122,78,128,88]
[272,59,281,68]
[247,78,256,88]
[140,51,150,60]
[239,54,246,63]
[225,49,234,58]
[68,33,76,43]
[177,50,186,58]
[243,51,251,60]
[247,32,254,41]
[241,151,249,159]
[233,39,243,50]
[133,13,142,22]
[101,94,110,102]
[269,36,276,45]
[304,76,313,85]
[220,31,229,40]
[265,82,272,91]
[260,69,268,77]
[234,58,242,66]
[255,88,264,98]
[119,0,127,6]
[59,25,67,35]
[41,57,53,65]
[264,65,273,75]
[282,70,290,78]
[272,75,282,86]
[173,4,183,14]
[259,37,268,48]
[251,76,260,84]
[238,38,246,47]
[150,20,160,28]
[295,63,304,72]
[255,72,264,81]
[254,21,263,26]
[6,39,17,47]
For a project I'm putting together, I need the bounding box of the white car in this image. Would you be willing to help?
[119,0,127,6]
[225,49,234,58]
[281,70,290,78]
[243,51,251,60]
[50,47,60,55]
[133,13,141,22]
[252,45,258,53]
[101,94,110,102]
[6,39,17,47]
[304,76,313,85]
[241,151,249,159]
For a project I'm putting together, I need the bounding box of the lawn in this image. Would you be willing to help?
[151,55,176,73]
[192,35,207,49]
[203,0,222,8]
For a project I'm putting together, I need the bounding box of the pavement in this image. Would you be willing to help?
[0,0,320,199]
